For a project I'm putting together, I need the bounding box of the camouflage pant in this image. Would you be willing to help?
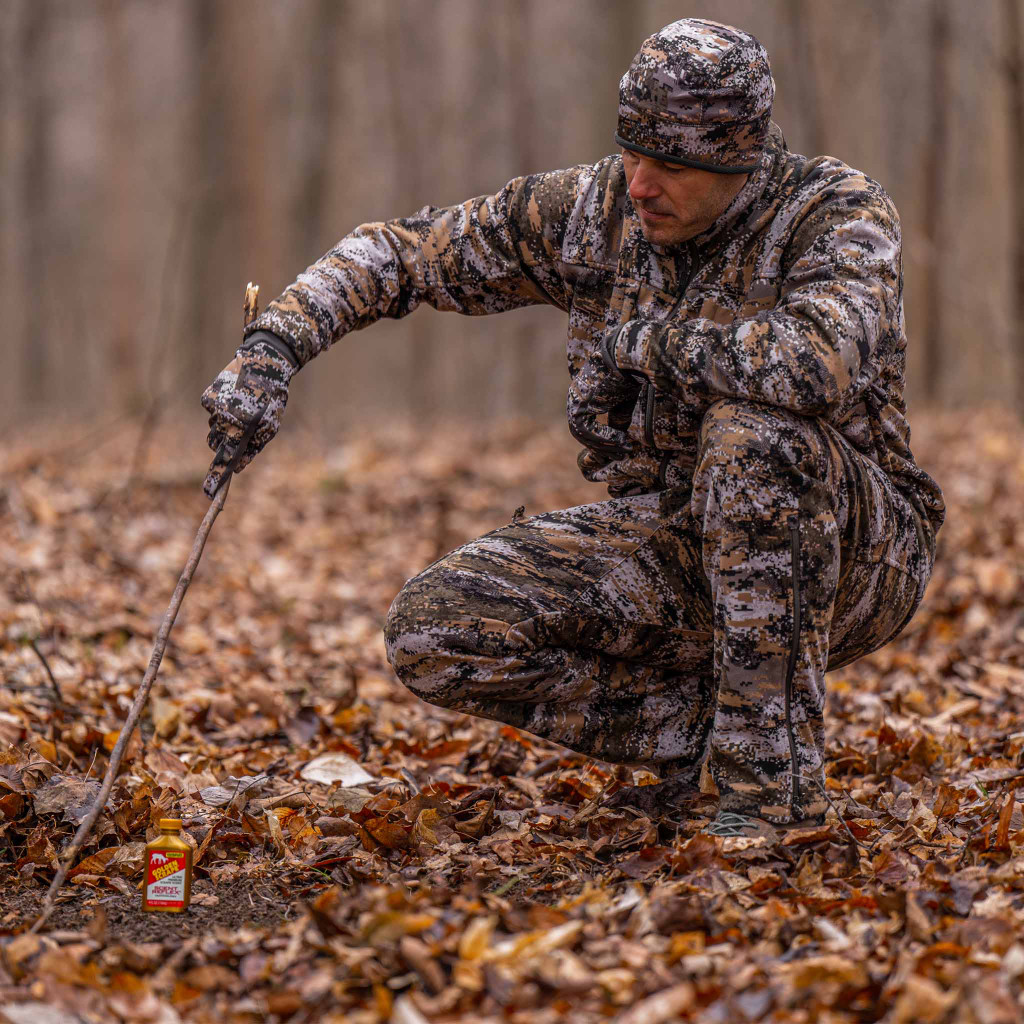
[384,400,931,824]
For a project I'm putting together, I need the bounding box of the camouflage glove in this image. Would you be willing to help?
[201,331,299,499]
[566,340,642,459]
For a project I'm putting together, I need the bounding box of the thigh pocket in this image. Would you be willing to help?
[827,559,922,670]
[846,456,925,577]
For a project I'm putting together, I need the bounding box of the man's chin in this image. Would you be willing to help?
[638,220,689,247]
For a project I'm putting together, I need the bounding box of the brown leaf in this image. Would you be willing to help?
[32,773,101,823]
[365,819,410,850]
[0,793,25,819]
[68,847,119,878]
[454,797,494,840]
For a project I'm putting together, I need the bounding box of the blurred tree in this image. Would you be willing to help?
[186,0,230,389]
[19,3,51,404]
[5,0,1021,424]
[292,0,344,273]
[387,0,437,420]
[102,0,144,413]
[921,0,950,403]
[784,0,825,156]
[506,0,540,411]
[1006,0,1024,410]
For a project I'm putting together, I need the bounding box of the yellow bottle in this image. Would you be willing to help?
[143,818,192,912]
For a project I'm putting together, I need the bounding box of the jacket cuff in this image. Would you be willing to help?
[240,329,301,370]
[603,320,651,374]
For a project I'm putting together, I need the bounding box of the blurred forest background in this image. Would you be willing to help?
[2,0,1022,437]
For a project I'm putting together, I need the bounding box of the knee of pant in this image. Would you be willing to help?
[382,585,435,687]
[383,582,473,711]
[697,398,817,478]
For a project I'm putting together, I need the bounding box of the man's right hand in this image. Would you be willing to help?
[201,331,299,499]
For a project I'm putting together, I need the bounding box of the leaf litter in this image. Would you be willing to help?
[0,409,1023,1022]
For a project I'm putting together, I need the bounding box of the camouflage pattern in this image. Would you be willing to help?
[201,334,297,498]
[615,19,774,173]
[243,125,944,557]
[235,47,945,823]
[384,398,926,824]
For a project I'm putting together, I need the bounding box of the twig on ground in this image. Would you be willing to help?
[458,786,499,811]
[17,570,66,707]
[955,831,975,867]
[789,772,878,855]
[490,872,531,897]
[257,790,317,812]
[82,745,100,783]
[527,752,584,779]
[29,282,263,934]
[28,637,63,706]
[31,476,234,933]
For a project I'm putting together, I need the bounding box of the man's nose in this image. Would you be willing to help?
[628,163,661,201]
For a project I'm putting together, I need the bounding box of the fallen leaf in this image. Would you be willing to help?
[300,752,374,787]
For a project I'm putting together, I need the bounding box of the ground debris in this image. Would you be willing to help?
[1,410,1023,1021]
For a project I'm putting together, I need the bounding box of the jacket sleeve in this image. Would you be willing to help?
[242,168,588,367]
[612,180,903,417]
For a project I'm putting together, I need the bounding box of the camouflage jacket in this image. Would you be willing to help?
[248,123,944,558]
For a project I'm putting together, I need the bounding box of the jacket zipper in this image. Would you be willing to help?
[645,249,693,464]
[643,382,656,447]
[785,516,803,817]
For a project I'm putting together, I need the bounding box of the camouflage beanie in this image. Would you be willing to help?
[615,18,775,174]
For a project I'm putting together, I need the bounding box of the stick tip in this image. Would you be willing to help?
[244,283,260,328]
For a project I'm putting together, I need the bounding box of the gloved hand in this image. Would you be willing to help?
[201,331,299,498]
[566,336,642,458]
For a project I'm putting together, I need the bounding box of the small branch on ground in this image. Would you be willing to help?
[28,637,63,706]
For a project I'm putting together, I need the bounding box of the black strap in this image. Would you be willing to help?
[239,330,300,369]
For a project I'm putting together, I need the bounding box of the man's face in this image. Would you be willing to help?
[621,148,749,247]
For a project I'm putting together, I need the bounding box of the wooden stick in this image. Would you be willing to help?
[30,283,261,933]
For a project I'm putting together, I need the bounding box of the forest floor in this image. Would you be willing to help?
[1,407,1023,1023]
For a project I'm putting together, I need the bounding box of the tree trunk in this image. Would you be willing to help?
[920,0,951,403]
[784,0,825,156]
[1005,0,1024,411]
[293,0,344,270]
[388,0,437,422]
[20,3,50,404]
[186,0,230,390]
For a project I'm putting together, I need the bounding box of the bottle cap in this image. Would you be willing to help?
[158,818,183,829]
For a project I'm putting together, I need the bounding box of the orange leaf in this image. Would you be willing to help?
[69,846,120,878]
[0,793,25,819]
[31,738,58,764]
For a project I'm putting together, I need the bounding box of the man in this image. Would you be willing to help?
[202,19,944,840]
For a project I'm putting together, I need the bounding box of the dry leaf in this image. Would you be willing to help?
[300,752,374,787]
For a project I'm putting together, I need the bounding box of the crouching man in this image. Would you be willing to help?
[201,19,944,840]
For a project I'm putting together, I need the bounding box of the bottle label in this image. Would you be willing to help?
[145,849,188,908]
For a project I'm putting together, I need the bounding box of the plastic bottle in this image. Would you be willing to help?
[143,818,192,912]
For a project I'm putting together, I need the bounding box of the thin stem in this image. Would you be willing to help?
[28,637,63,706]
[30,478,231,933]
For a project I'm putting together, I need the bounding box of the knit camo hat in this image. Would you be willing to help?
[615,18,775,174]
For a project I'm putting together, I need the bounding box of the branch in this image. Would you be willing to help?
[30,476,232,932]
[28,637,63,706]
